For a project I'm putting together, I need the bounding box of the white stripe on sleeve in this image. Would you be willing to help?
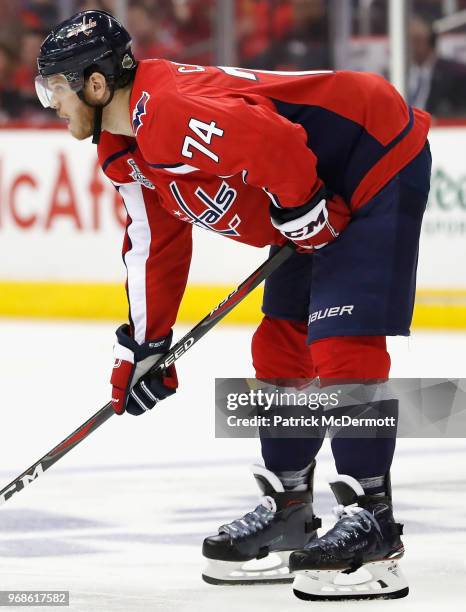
[119,183,151,344]
[263,186,282,208]
[164,164,199,174]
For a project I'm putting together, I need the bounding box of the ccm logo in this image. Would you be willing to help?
[309,305,354,324]
[160,338,194,368]
[0,463,44,506]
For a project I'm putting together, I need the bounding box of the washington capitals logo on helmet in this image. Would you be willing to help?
[66,16,97,38]
[132,91,150,135]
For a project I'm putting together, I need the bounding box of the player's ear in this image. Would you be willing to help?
[86,72,109,104]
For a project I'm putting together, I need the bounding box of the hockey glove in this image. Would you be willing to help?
[270,185,351,252]
[110,324,178,416]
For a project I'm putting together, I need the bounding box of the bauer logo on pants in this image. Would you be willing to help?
[308,305,354,324]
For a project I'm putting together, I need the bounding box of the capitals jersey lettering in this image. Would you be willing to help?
[97,59,430,343]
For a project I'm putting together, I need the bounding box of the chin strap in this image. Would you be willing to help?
[92,106,103,144]
[78,81,116,145]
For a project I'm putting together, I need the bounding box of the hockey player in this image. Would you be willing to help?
[35,11,431,600]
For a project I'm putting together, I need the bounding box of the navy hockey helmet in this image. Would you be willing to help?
[36,10,137,143]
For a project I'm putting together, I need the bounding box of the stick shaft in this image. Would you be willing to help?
[0,404,114,506]
[148,243,295,372]
[0,243,295,506]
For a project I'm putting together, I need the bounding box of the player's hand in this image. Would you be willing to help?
[110,324,178,416]
[270,186,351,252]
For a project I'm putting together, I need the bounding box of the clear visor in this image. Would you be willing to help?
[35,73,84,108]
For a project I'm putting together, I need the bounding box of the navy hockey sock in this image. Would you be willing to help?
[261,437,324,474]
[331,436,396,496]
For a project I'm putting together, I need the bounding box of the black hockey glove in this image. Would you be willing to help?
[110,324,177,416]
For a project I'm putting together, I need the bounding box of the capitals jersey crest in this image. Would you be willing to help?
[127,158,155,189]
[169,180,241,236]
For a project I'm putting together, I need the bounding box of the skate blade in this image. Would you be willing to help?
[293,559,409,600]
[202,551,294,585]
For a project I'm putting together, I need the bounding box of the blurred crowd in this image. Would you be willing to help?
[1,0,466,123]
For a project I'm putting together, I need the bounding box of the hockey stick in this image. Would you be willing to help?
[0,242,296,506]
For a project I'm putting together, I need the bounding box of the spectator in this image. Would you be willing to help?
[352,0,444,35]
[78,1,119,15]
[12,29,50,120]
[237,0,293,64]
[171,0,213,64]
[0,42,21,121]
[245,0,331,70]
[127,1,182,60]
[409,15,466,117]
[412,0,443,22]
[22,1,58,30]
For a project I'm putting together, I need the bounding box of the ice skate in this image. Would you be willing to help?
[290,474,408,600]
[202,462,320,585]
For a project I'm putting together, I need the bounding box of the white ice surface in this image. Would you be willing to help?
[0,320,465,611]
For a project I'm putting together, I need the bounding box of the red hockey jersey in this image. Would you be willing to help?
[98,59,430,343]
